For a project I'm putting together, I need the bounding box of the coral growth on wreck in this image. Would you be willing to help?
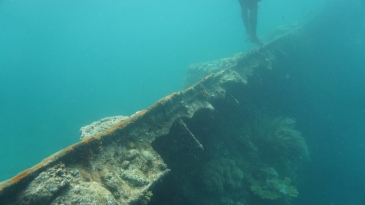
[151,113,308,205]
[202,157,244,193]
[253,117,309,160]
[250,176,298,200]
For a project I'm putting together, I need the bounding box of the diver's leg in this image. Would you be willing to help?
[248,3,262,45]
[249,3,258,37]
[238,0,250,37]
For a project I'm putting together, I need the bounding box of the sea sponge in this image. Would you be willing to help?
[202,158,244,193]
[250,177,298,200]
[250,185,281,200]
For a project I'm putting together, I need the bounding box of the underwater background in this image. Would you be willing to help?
[0,0,364,204]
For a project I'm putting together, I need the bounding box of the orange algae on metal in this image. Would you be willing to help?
[11,169,31,183]
[103,120,129,135]
[156,96,170,104]
[102,129,113,135]
[81,136,96,144]
[115,120,130,129]
[133,110,147,118]
[60,145,76,154]
[126,110,147,124]
[31,157,51,173]
[31,154,58,171]
[149,95,173,110]
[33,161,45,171]
[16,144,75,181]
[40,155,54,165]
[165,92,178,100]
[70,145,76,150]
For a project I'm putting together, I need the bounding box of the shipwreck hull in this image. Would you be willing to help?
[0,8,327,205]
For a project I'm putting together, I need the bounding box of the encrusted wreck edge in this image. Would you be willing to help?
[0,23,306,205]
[80,115,130,141]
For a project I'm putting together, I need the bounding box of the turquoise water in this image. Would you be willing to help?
[2,0,364,205]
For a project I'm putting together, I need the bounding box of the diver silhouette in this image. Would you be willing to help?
[238,0,263,46]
